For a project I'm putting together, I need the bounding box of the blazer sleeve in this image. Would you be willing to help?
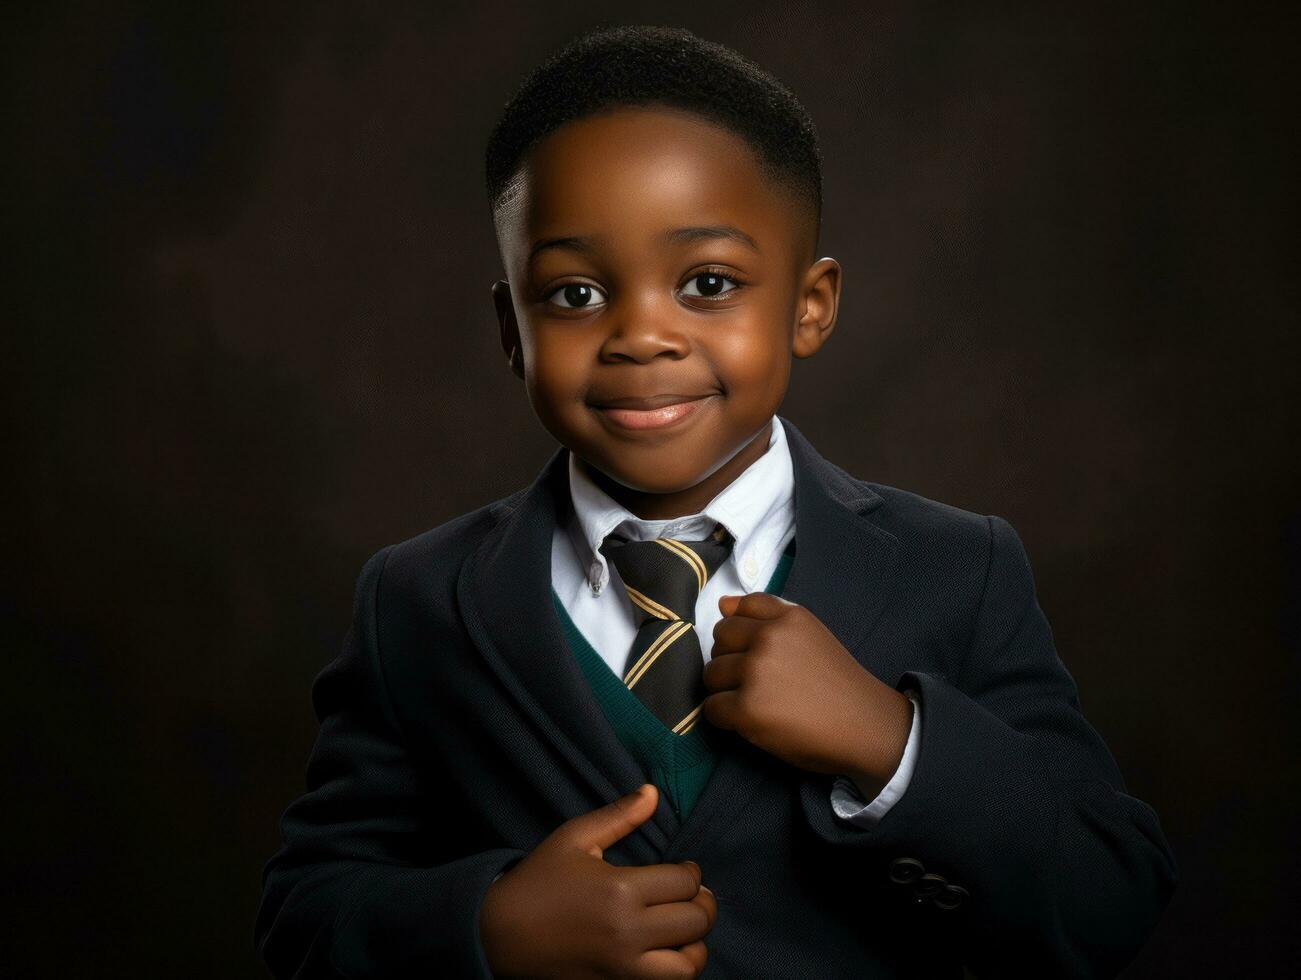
[797,514,1178,979]
[254,545,527,979]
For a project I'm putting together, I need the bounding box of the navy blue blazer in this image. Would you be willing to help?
[255,416,1177,979]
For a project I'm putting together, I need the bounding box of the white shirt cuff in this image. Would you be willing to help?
[829,689,921,826]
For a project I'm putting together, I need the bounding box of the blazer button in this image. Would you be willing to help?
[934,884,969,910]
[888,857,924,885]
[911,873,948,902]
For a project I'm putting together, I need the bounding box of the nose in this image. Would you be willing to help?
[599,291,690,363]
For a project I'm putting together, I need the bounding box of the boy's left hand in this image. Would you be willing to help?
[702,593,913,799]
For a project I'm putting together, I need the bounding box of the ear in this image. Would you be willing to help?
[792,257,841,359]
[492,279,525,380]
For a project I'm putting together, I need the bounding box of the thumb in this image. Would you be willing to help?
[557,783,658,859]
[718,594,742,617]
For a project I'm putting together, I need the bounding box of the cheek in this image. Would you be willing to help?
[712,322,791,398]
[526,329,588,397]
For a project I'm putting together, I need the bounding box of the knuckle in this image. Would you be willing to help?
[605,874,638,909]
[602,905,639,955]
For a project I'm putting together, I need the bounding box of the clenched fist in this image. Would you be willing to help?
[703,592,913,800]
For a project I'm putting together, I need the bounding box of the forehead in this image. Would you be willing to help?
[496,106,803,266]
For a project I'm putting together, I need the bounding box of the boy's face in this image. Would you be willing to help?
[492,106,840,518]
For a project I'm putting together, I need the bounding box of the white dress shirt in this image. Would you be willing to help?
[550,414,922,826]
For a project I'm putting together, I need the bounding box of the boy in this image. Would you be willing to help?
[256,25,1176,979]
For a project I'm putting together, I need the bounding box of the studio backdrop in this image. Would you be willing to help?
[8,2,1298,977]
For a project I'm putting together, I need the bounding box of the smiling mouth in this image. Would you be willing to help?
[589,393,716,430]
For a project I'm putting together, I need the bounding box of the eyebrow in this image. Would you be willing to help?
[528,224,761,265]
[665,225,761,252]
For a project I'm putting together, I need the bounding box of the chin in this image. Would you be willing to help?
[586,453,713,496]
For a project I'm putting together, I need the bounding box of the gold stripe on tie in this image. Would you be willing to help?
[655,538,707,591]
[624,620,693,688]
[672,702,704,735]
[623,584,676,621]
[622,619,688,685]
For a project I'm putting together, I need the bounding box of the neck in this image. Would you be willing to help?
[583,422,772,521]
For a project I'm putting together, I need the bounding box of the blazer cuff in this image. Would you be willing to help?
[829,689,922,825]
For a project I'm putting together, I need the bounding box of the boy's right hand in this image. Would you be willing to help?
[479,783,717,979]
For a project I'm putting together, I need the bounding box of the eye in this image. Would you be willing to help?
[544,282,607,309]
[680,271,741,299]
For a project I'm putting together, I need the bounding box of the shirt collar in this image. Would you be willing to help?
[565,415,794,594]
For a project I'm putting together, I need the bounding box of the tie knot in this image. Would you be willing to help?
[600,523,733,625]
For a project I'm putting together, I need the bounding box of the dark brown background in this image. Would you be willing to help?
[8,2,1298,976]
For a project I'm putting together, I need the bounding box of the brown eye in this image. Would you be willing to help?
[681,272,739,298]
[545,282,607,309]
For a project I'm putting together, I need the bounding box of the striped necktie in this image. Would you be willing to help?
[599,523,734,736]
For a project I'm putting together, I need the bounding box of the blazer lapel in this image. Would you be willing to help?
[776,415,899,661]
[660,415,902,860]
[455,446,680,862]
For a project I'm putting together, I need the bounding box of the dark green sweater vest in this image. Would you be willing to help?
[550,540,795,821]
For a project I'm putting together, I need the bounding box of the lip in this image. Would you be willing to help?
[590,393,715,431]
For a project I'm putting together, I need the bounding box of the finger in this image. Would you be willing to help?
[701,651,747,693]
[634,948,702,979]
[717,591,786,619]
[693,883,717,929]
[682,858,702,888]
[639,898,712,950]
[701,689,743,731]
[618,861,702,905]
[711,615,764,655]
[551,783,657,857]
[730,592,793,620]
[677,938,708,976]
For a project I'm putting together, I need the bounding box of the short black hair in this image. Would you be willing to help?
[484,24,822,257]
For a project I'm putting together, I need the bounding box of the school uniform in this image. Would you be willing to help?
[255,414,1177,979]
[544,415,921,833]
